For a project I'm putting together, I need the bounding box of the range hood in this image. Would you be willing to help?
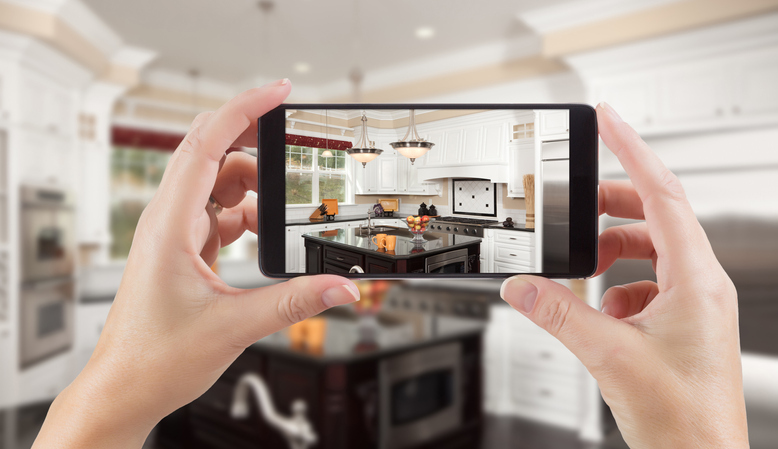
[417,165,509,183]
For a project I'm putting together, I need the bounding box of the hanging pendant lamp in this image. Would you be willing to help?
[321,109,333,158]
[347,112,383,168]
[390,109,434,165]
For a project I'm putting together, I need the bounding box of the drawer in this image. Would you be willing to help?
[493,260,533,274]
[494,230,534,247]
[510,339,581,375]
[493,244,533,265]
[323,246,364,266]
[510,367,581,414]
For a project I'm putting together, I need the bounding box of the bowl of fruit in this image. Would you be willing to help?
[405,215,431,243]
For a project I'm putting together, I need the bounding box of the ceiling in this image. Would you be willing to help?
[82,0,570,87]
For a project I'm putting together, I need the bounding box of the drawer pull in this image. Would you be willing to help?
[336,257,344,261]
[539,389,552,397]
[539,351,552,359]
[509,237,516,240]
[509,253,517,257]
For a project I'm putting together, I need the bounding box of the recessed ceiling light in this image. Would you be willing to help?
[294,62,311,73]
[415,26,435,40]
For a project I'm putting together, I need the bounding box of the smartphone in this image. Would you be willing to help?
[258,103,598,279]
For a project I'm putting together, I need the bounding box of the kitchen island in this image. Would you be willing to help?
[302,228,482,274]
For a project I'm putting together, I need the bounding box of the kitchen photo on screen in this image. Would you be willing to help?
[283,108,570,274]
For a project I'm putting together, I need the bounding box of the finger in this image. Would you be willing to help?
[211,152,257,208]
[597,103,713,286]
[216,275,360,347]
[500,275,637,374]
[594,222,657,277]
[216,195,257,247]
[600,281,659,319]
[231,119,258,148]
[158,80,290,231]
[599,180,643,219]
[199,205,220,267]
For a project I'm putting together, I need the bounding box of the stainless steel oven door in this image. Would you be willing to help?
[379,342,462,449]
[20,278,75,368]
[21,187,75,282]
[425,248,469,274]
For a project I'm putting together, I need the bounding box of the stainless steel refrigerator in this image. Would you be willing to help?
[541,140,570,273]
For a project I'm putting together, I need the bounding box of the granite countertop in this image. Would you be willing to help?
[286,214,404,226]
[485,223,535,232]
[302,228,481,259]
[250,310,485,364]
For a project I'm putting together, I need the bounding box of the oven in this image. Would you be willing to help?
[21,186,75,282]
[425,248,469,274]
[379,342,462,449]
[20,278,75,367]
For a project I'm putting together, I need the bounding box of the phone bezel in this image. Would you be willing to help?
[258,103,598,279]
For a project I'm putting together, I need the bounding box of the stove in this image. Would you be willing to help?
[429,216,499,237]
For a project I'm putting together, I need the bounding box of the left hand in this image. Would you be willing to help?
[33,80,360,449]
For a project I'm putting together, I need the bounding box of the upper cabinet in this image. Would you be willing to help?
[538,111,569,140]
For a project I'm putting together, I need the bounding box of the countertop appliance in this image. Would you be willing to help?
[428,216,499,237]
[20,186,76,367]
[540,140,570,273]
[425,248,470,274]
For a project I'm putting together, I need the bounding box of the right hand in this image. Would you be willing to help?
[500,102,748,448]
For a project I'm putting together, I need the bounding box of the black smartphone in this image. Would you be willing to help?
[258,104,598,279]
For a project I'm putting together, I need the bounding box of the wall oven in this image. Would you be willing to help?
[425,248,469,274]
[20,186,76,367]
[21,186,75,282]
[379,342,462,449]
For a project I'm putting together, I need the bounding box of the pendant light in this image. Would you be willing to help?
[321,109,333,158]
[347,112,382,168]
[390,109,434,165]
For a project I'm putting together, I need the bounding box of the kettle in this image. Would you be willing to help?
[418,202,429,216]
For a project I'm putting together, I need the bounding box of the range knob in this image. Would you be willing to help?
[464,228,469,234]
[446,226,451,231]
[453,227,459,232]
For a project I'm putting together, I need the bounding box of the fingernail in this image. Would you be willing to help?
[280,78,289,86]
[500,277,537,314]
[598,102,622,123]
[601,303,613,317]
[322,284,360,307]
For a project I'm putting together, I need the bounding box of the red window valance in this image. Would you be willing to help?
[286,134,353,151]
[112,126,242,154]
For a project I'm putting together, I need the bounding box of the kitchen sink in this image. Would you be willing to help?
[352,226,403,237]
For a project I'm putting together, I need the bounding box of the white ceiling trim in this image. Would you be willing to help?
[142,67,238,100]
[519,0,683,34]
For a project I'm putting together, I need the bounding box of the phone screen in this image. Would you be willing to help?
[260,104,597,278]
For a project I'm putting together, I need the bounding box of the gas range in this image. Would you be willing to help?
[429,216,499,237]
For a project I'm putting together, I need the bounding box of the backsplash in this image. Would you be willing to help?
[452,179,496,216]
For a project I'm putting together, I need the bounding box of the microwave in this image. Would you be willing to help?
[379,342,462,449]
[21,186,75,283]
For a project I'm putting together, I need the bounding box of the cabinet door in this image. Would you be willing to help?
[355,155,379,194]
[734,54,778,116]
[592,76,655,128]
[304,240,323,274]
[396,155,410,193]
[365,256,395,274]
[285,226,300,273]
[423,130,445,166]
[539,111,569,138]
[482,122,508,163]
[406,153,429,194]
[79,144,110,243]
[442,129,463,165]
[460,126,483,164]
[507,141,534,198]
[377,156,398,193]
[658,62,726,123]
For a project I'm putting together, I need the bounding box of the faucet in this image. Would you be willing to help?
[231,373,317,449]
[360,207,373,233]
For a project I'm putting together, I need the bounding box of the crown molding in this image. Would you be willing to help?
[141,67,236,101]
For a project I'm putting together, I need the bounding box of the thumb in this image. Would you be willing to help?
[221,275,360,346]
[501,275,632,372]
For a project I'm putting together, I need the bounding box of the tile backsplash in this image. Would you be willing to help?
[452,179,496,216]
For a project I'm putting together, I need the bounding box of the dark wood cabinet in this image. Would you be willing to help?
[365,256,395,273]
[305,240,323,274]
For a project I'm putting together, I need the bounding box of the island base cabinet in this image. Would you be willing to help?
[364,256,395,273]
[305,240,323,274]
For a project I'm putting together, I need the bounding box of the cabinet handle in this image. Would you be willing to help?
[565,129,569,132]
[349,265,364,273]
[509,253,517,257]
[509,237,516,240]
[539,389,552,397]
[336,257,344,261]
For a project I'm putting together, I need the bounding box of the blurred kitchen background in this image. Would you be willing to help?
[1,0,778,448]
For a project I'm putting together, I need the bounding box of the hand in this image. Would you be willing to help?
[501,103,748,448]
[33,81,360,449]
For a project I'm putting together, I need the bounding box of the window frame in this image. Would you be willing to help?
[285,143,354,207]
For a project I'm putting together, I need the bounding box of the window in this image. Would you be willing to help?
[109,146,171,259]
[285,145,351,205]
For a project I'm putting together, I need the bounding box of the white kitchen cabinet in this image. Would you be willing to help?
[377,154,398,193]
[485,229,535,273]
[460,126,483,164]
[285,226,301,273]
[442,129,463,164]
[539,110,569,140]
[658,61,727,123]
[482,122,509,163]
[507,140,535,198]
[734,50,778,116]
[592,75,657,129]
[355,155,379,194]
[79,143,110,243]
[422,130,445,166]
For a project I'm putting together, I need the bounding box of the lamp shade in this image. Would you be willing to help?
[321,149,334,157]
[390,109,435,165]
[348,113,383,167]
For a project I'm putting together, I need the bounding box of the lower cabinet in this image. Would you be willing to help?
[484,229,535,273]
[364,256,395,273]
[305,240,323,274]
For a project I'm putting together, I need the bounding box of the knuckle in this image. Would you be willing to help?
[190,111,212,129]
[656,168,686,203]
[536,297,573,338]
[277,292,314,326]
[180,125,205,154]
